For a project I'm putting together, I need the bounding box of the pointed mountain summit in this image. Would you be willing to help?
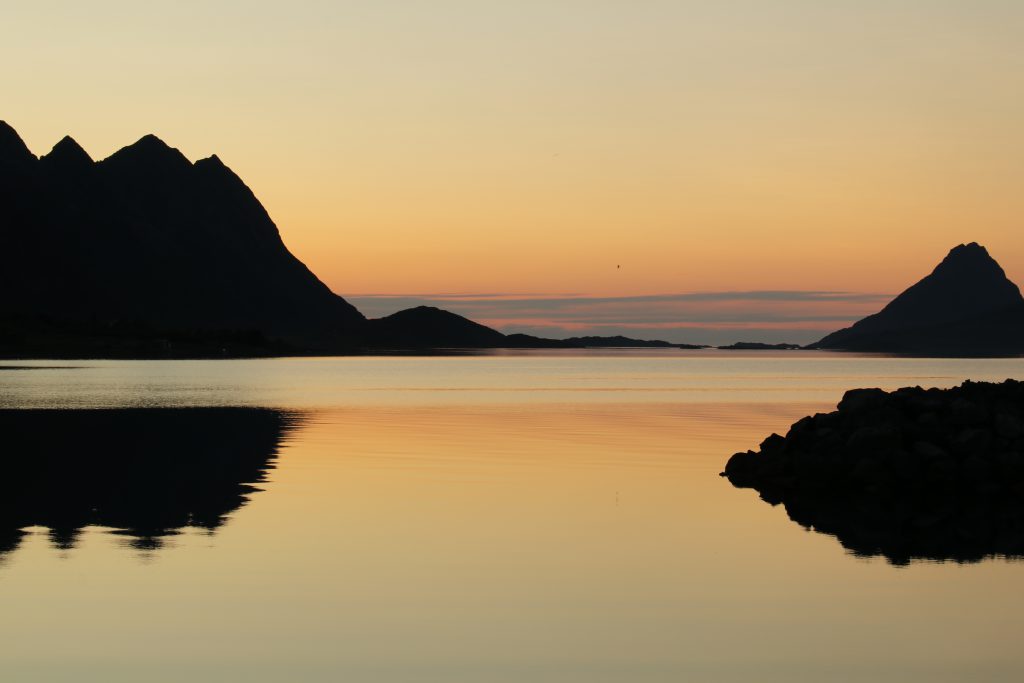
[40,136,94,173]
[812,243,1024,355]
[0,120,35,168]
[100,133,193,177]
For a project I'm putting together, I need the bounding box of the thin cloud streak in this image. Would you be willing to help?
[351,290,891,306]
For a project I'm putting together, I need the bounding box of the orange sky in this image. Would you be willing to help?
[4,2,1022,340]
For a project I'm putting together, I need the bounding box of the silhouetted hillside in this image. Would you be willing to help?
[366,306,508,348]
[811,243,1024,355]
[0,122,364,351]
[0,314,294,359]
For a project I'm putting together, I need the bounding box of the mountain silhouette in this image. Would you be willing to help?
[0,408,298,557]
[0,122,637,354]
[564,335,671,348]
[811,243,1024,355]
[364,305,593,348]
[0,122,364,351]
[366,306,508,348]
[0,122,733,354]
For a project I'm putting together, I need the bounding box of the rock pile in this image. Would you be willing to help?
[722,379,1024,564]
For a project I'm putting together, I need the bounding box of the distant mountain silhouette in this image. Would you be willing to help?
[0,408,298,557]
[718,342,801,350]
[565,335,671,348]
[504,333,574,348]
[553,335,710,349]
[366,306,507,348]
[362,309,708,350]
[811,243,1024,355]
[0,122,364,350]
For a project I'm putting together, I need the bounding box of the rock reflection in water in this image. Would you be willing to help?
[0,408,299,557]
[723,381,1024,565]
[774,490,1024,565]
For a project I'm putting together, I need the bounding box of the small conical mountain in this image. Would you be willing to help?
[0,122,364,351]
[366,306,508,348]
[811,243,1024,354]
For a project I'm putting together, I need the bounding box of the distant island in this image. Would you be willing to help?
[3,122,1022,357]
[717,342,801,351]
[562,336,708,349]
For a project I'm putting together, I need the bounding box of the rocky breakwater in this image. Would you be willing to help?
[722,379,1024,564]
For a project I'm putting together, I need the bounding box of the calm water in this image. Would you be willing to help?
[1,350,1023,682]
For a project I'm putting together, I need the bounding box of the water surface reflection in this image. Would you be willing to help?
[2,358,1024,682]
[0,408,299,557]
[763,489,1024,565]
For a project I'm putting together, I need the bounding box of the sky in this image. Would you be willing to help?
[4,1,1022,342]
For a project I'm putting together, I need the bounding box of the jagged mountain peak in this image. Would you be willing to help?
[193,153,238,180]
[0,120,37,168]
[135,133,175,150]
[41,135,94,172]
[897,241,1020,303]
[197,153,225,167]
[947,241,986,256]
[102,133,192,170]
[932,241,1002,273]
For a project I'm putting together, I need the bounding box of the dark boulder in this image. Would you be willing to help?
[721,379,1024,564]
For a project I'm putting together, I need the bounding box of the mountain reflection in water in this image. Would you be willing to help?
[0,408,299,556]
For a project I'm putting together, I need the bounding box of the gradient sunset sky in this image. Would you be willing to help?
[5,1,1022,342]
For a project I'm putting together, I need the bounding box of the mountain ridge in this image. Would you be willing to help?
[0,122,365,351]
[6,123,1017,356]
[0,122,714,354]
